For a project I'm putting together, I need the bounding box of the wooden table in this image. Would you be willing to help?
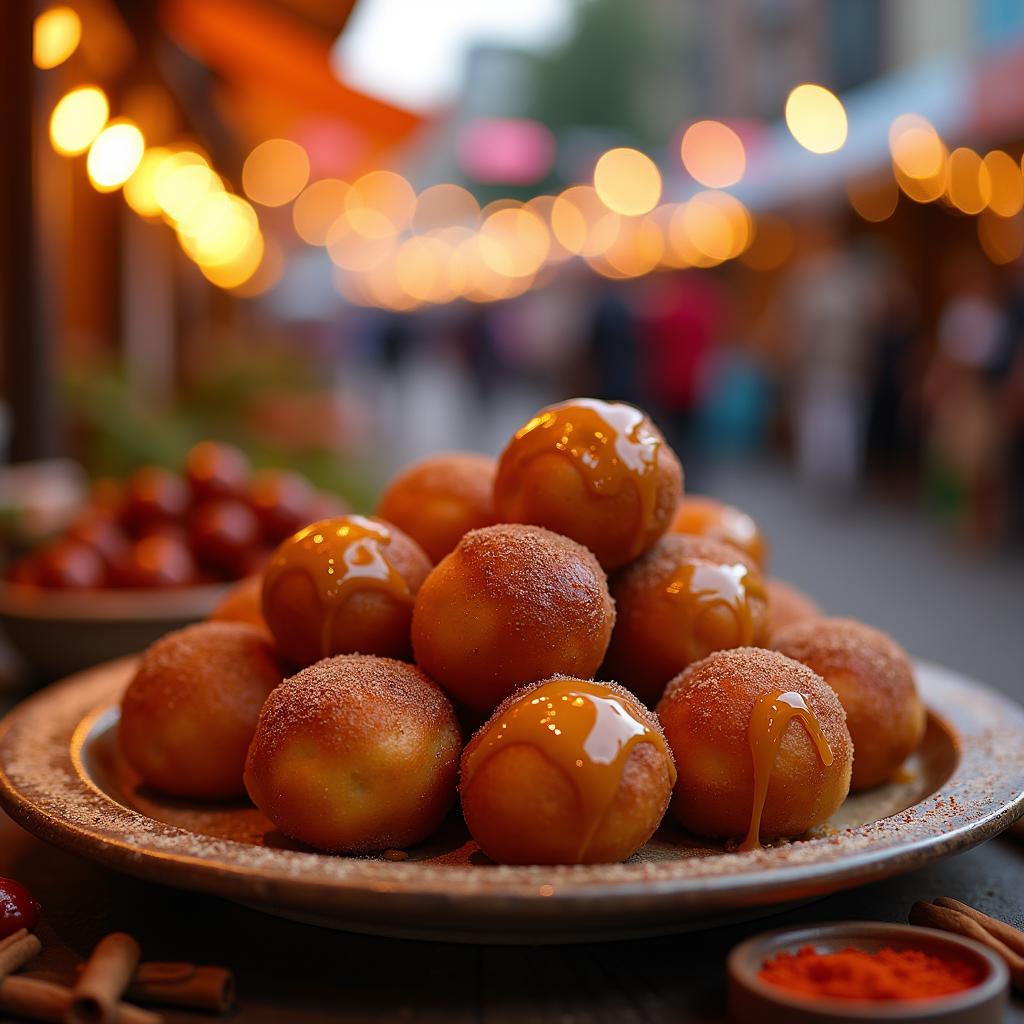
[2,808,1022,1023]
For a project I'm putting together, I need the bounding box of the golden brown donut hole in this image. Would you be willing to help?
[773,617,925,791]
[411,524,615,715]
[261,515,431,667]
[493,398,682,570]
[657,648,852,843]
[670,495,767,568]
[765,577,823,642]
[244,655,461,853]
[119,622,285,799]
[460,677,675,864]
[603,534,769,706]
[376,452,497,564]
[210,575,268,633]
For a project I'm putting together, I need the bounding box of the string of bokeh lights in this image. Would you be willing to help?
[35,5,1024,307]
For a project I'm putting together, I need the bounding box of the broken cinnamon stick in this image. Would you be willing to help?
[0,976,161,1024]
[67,932,143,1024]
[910,900,1024,989]
[126,962,235,1013]
[0,929,41,979]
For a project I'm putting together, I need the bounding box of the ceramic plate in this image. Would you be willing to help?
[0,658,1022,943]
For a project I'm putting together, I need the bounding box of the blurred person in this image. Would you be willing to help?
[993,258,1024,544]
[579,282,641,403]
[639,271,729,489]
[921,250,1006,545]
[759,220,882,495]
[865,242,921,491]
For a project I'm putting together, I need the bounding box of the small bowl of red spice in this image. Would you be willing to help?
[728,922,1009,1023]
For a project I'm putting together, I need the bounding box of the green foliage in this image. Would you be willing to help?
[61,360,377,512]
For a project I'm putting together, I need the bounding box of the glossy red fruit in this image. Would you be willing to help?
[121,535,198,588]
[185,441,251,502]
[247,470,317,543]
[66,516,131,576]
[190,500,261,576]
[35,540,107,589]
[0,877,40,938]
[120,468,191,533]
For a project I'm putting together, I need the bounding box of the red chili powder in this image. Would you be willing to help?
[759,945,983,1001]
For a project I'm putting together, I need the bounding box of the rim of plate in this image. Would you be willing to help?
[0,657,1022,916]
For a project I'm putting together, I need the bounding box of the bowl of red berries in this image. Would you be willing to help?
[0,442,347,679]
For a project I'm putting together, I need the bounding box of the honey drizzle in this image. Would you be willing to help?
[464,680,676,861]
[665,558,763,647]
[263,515,413,658]
[740,690,833,852]
[505,399,661,559]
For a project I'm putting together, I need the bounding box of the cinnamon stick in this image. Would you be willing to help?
[126,962,235,1013]
[67,932,143,1024]
[910,900,1024,989]
[933,897,1024,959]
[0,976,161,1024]
[0,929,41,978]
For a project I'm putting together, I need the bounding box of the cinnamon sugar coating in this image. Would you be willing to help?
[764,578,822,641]
[773,618,924,790]
[245,655,461,853]
[657,647,852,841]
[411,524,615,715]
[376,452,497,563]
[604,534,769,706]
[120,621,286,799]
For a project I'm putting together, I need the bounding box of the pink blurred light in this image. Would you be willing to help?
[458,118,555,185]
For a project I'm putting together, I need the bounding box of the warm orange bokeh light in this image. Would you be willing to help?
[242,139,310,207]
[551,185,621,257]
[673,191,751,263]
[984,151,1023,218]
[155,153,220,224]
[86,121,145,192]
[199,232,265,289]
[479,208,550,278]
[599,216,664,277]
[124,147,172,217]
[326,209,398,272]
[346,170,417,233]
[946,148,991,215]
[34,6,81,69]
[50,86,109,156]
[413,183,480,233]
[179,193,259,268]
[846,175,900,222]
[889,115,947,203]
[293,179,350,246]
[680,121,746,188]
[593,148,662,216]
[395,236,454,303]
[785,84,847,154]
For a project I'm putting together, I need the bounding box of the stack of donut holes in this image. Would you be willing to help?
[121,398,925,865]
